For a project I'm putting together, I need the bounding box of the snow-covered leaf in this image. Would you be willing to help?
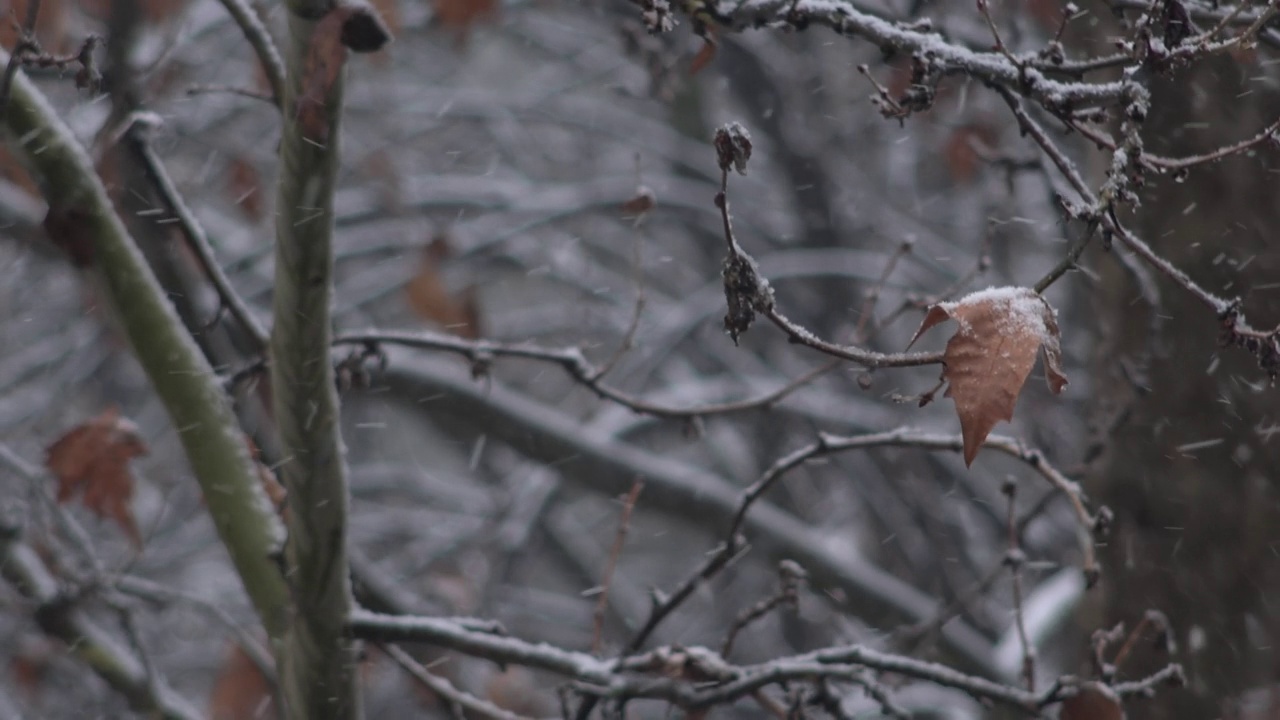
[907,286,1068,466]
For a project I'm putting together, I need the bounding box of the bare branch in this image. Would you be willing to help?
[591,480,644,654]
[335,329,835,419]
[0,523,201,719]
[380,644,541,720]
[351,610,1182,712]
[214,0,287,107]
[122,118,270,350]
[376,351,1005,678]
[0,49,290,639]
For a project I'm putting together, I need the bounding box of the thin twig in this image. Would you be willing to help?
[381,644,540,720]
[591,480,644,654]
[335,330,835,419]
[727,429,1098,578]
[720,560,805,659]
[214,0,287,108]
[1002,480,1035,692]
[122,118,270,349]
[350,609,1182,712]
[709,161,945,368]
[185,83,277,104]
[590,222,647,382]
[976,0,1019,65]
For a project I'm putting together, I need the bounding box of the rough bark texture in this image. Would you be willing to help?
[271,5,361,719]
[1093,56,1280,719]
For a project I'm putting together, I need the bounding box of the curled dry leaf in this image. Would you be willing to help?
[245,436,287,521]
[621,184,656,216]
[45,408,147,547]
[907,286,1068,466]
[1060,682,1124,720]
[690,33,717,75]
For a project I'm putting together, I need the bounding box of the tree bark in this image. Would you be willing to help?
[271,4,362,717]
[1093,54,1280,719]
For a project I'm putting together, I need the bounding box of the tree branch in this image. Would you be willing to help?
[350,610,1180,713]
[270,0,372,715]
[0,523,201,719]
[375,350,1005,679]
[0,52,289,639]
[335,329,834,419]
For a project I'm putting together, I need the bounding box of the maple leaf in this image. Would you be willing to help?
[45,408,148,546]
[907,286,1068,466]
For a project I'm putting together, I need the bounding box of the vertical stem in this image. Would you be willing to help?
[270,6,360,719]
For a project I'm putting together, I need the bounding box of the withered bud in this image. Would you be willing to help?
[713,122,753,175]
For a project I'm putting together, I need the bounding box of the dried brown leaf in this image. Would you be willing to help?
[690,34,717,75]
[80,0,188,25]
[405,235,482,339]
[943,121,998,184]
[1060,683,1124,720]
[907,286,1067,466]
[369,0,401,36]
[432,0,498,47]
[1,0,67,51]
[208,642,274,720]
[245,436,287,521]
[0,144,39,200]
[296,3,390,138]
[621,185,656,216]
[9,636,55,698]
[227,155,265,221]
[487,667,554,716]
[45,408,147,546]
[297,9,350,143]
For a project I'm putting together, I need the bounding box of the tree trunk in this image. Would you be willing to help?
[1092,54,1280,719]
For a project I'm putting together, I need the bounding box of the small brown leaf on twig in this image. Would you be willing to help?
[907,286,1068,466]
[621,185,656,216]
[244,436,287,521]
[45,408,147,547]
[1060,682,1124,720]
[690,34,717,75]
